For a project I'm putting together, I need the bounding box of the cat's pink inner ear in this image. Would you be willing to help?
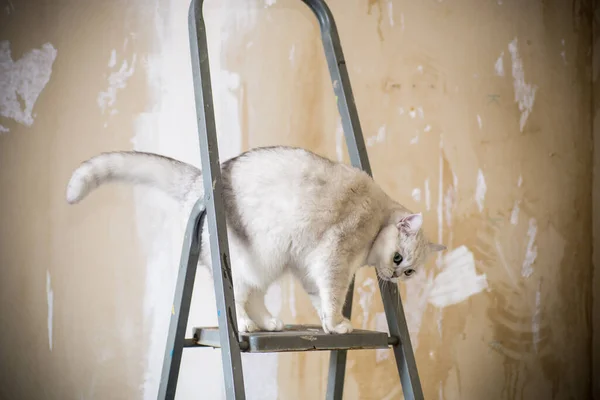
[396,213,423,234]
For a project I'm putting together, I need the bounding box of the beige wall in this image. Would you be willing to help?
[0,0,594,399]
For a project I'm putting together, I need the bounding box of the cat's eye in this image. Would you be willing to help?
[393,252,403,265]
[404,269,415,277]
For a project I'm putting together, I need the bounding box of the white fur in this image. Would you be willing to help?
[66,146,445,334]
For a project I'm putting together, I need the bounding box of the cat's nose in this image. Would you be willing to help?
[392,271,400,278]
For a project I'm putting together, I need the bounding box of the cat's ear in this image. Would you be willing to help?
[428,242,446,252]
[396,213,423,235]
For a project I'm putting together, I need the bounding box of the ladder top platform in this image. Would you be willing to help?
[188,325,398,353]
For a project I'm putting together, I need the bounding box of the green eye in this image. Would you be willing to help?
[393,252,403,265]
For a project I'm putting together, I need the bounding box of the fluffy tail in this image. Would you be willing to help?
[66,151,201,204]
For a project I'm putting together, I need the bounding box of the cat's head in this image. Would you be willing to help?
[369,212,445,282]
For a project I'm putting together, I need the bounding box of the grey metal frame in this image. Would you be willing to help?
[158,0,424,399]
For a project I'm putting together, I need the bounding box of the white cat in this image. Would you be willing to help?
[66,146,445,334]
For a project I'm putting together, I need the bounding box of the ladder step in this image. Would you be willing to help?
[186,325,398,353]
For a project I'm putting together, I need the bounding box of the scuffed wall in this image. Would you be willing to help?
[0,0,594,399]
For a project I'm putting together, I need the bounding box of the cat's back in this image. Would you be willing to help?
[225,146,363,191]
[223,146,380,219]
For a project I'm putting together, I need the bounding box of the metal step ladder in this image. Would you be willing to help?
[158,0,424,399]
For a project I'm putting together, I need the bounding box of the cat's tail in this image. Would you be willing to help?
[66,151,201,204]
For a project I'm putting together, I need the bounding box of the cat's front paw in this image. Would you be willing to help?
[238,317,260,333]
[264,317,285,332]
[322,317,353,334]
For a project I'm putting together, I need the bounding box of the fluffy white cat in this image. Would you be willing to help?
[66,146,445,334]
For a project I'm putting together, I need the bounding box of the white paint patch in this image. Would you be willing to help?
[409,108,417,118]
[417,106,424,119]
[335,118,344,162]
[0,41,57,128]
[521,218,538,278]
[510,200,520,225]
[508,38,538,132]
[264,0,276,6]
[518,174,523,187]
[429,246,489,308]
[475,169,486,213]
[417,65,423,74]
[410,135,419,144]
[425,179,431,211]
[97,52,137,115]
[387,0,394,26]
[494,51,505,76]
[477,114,483,130]
[108,49,117,68]
[404,270,434,349]
[398,107,405,115]
[0,124,9,133]
[46,270,54,351]
[366,125,386,147]
[424,124,431,132]
[374,312,390,362]
[400,13,405,32]
[135,3,278,399]
[357,278,376,329]
[288,44,295,65]
[532,279,542,353]
[412,188,422,202]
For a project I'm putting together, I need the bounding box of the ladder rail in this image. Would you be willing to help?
[158,200,207,399]
[300,1,423,399]
[188,0,247,399]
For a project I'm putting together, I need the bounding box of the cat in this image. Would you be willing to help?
[66,146,445,334]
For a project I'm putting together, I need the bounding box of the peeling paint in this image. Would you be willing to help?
[366,125,386,146]
[357,278,376,329]
[387,0,394,26]
[494,51,505,76]
[508,38,537,132]
[335,118,344,162]
[288,44,295,65]
[412,188,422,202]
[97,51,137,116]
[429,246,488,308]
[510,200,520,225]
[374,312,390,362]
[424,124,431,132]
[404,269,434,349]
[477,114,483,129]
[522,218,538,277]
[475,169,486,213]
[0,41,57,130]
